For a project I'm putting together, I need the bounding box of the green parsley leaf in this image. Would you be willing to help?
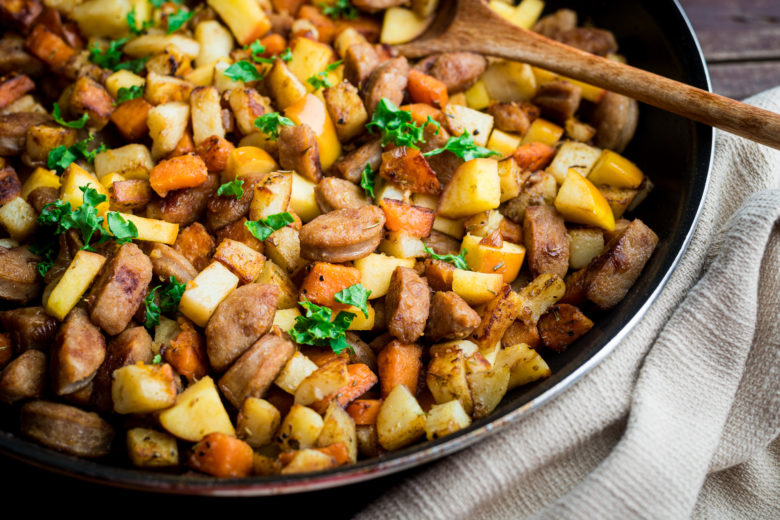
[366,97,439,149]
[52,103,88,129]
[49,134,107,173]
[423,245,469,270]
[127,9,153,35]
[115,56,149,74]
[289,300,355,354]
[244,212,295,241]
[144,287,161,328]
[360,163,376,199]
[29,237,58,277]
[116,85,143,104]
[152,353,162,364]
[319,0,357,20]
[143,276,185,329]
[217,179,244,198]
[334,283,371,318]
[306,60,342,90]
[149,0,183,6]
[253,112,294,140]
[222,60,263,82]
[245,40,274,64]
[106,211,138,244]
[166,9,193,34]
[279,48,293,62]
[89,38,129,69]
[38,187,107,250]
[423,131,501,162]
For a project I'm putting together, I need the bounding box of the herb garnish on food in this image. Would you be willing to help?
[306,60,342,90]
[244,212,295,241]
[254,112,295,140]
[319,0,357,20]
[423,131,501,161]
[289,300,355,354]
[366,97,440,148]
[360,163,376,199]
[144,276,187,328]
[216,179,244,198]
[423,245,469,270]
[222,60,264,82]
[52,102,88,129]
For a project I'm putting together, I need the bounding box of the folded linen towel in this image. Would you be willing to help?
[355,87,780,520]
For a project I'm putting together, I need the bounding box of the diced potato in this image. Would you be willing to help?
[126,428,179,467]
[497,156,522,202]
[257,260,298,309]
[105,70,145,99]
[290,171,321,222]
[284,94,341,170]
[427,347,473,414]
[213,238,265,284]
[568,228,604,269]
[44,250,106,321]
[333,27,367,58]
[237,397,281,448]
[430,339,479,358]
[184,64,215,87]
[71,0,131,38]
[480,60,537,102]
[424,400,471,441]
[264,225,307,275]
[60,163,110,214]
[465,80,491,110]
[317,401,358,463]
[496,343,551,389]
[379,231,426,259]
[443,104,494,147]
[275,350,318,394]
[323,81,368,142]
[519,118,563,146]
[207,0,271,46]
[516,273,566,325]
[159,376,236,441]
[190,86,225,144]
[0,197,37,241]
[178,261,239,327]
[463,210,503,237]
[353,253,416,299]
[437,158,501,219]
[587,150,644,189]
[194,20,234,68]
[294,358,349,405]
[461,233,525,283]
[144,72,194,105]
[467,365,510,419]
[152,316,180,355]
[512,0,545,28]
[487,129,522,157]
[94,144,154,180]
[280,449,338,474]
[276,404,324,451]
[547,141,602,184]
[287,37,335,91]
[373,179,408,205]
[380,7,433,45]
[20,168,61,200]
[554,169,615,231]
[565,117,597,142]
[124,34,200,59]
[111,363,178,414]
[147,101,189,159]
[213,58,244,93]
[599,185,639,219]
[266,59,307,110]
[114,213,179,245]
[452,268,503,305]
[433,215,465,239]
[273,308,301,332]
[377,384,426,450]
[224,147,278,184]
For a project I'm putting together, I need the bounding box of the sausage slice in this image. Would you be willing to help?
[363,56,409,116]
[279,124,323,183]
[20,401,114,457]
[385,266,430,343]
[414,52,486,92]
[0,306,58,351]
[424,291,481,341]
[50,307,106,396]
[0,349,46,404]
[315,177,371,213]
[523,205,569,279]
[0,246,41,303]
[300,206,385,262]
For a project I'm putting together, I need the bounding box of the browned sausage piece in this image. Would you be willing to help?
[537,304,594,352]
[585,219,658,309]
[279,124,322,183]
[424,258,455,291]
[558,27,617,56]
[20,401,114,457]
[0,306,58,351]
[385,266,430,343]
[205,171,265,232]
[591,92,639,153]
[206,283,280,372]
[0,246,41,303]
[502,319,542,350]
[487,101,540,135]
[300,206,385,263]
[27,186,59,213]
[333,138,382,184]
[0,349,46,404]
[88,242,153,336]
[344,41,380,88]
[0,166,21,204]
[345,332,378,373]
[425,291,480,341]
[146,172,219,225]
[0,112,50,156]
[363,56,409,116]
[218,332,295,409]
[50,307,106,395]
[532,80,582,123]
[147,243,198,284]
[414,52,487,93]
[419,123,462,186]
[422,230,461,255]
[43,231,82,285]
[91,326,153,412]
[533,9,577,39]
[523,205,570,279]
[315,177,370,213]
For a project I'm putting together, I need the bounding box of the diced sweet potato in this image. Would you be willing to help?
[379,147,441,195]
[25,24,75,70]
[537,303,593,352]
[189,432,254,478]
[164,317,208,382]
[110,98,152,141]
[379,198,435,238]
[502,319,541,349]
[196,135,235,173]
[167,130,195,158]
[0,74,34,110]
[513,141,556,172]
[377,340,422,398]
[346,398,382,425]
[298,5,337,43]
[150,154,208,198]
[298,262,361,308]
[174,222,216,272]
[407,69,448,109]
[311,363,378,413]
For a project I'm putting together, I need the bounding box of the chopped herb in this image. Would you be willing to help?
[29,237,58,277]
[152,353,162,364]
[492,261,505,271]
[144,276,186,328]
[279,48,293,62]
[38,186,107,251]
[89,37,128,69]
[116,85,144,104]
[127,9,153,35]
[289,300,355,354]
[245,40,274,64]
[216,179,244,198]
[114,56,149,74]
[166,9,193,34]
[48,134,107,173]
[334,283,371,318]
[106,212,138,244]
[222,60,264,82]
[52,102,88,129]
[423,245,469,270]
[366,97,440,149]
[149,0,181,7]
[144,288,161,328]
[254,112,295,140]
[360,163,376,199]
[423,131,501,161]
[319,0,357,20]
[306,60,342,90]
[244,212,295,241]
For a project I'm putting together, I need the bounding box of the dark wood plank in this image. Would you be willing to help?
[708,61,780,100]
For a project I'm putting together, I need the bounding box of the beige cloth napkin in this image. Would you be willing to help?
[356,87,780,520]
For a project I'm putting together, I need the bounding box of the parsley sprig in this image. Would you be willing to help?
[116,85,143,104]
[222,60,264,82]
[106,212,139,245]
[29,237,57,277]
[127,9,153,36]
[360,163,376,199]
[89,37,147,73]
[319,0,357,20]
[335,283,371,317]
[423,131,501,161]
[52,103,88,129]
[366,97,440,148]
[245,212,295,241]
[217,179,244,198]
[254,112,294,141]
[423,245,469,270]
[245,40,274,64]
[166,9,193,34]
[47,134,106,174]
[306,60,342,90]
[279,48,293,62]
[289,300,355,354]
[144,276,187,329]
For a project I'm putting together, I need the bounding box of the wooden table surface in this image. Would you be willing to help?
[2,1,778,515]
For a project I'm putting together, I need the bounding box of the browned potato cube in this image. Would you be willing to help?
[228,87,272,136]
[0,74,35,110]
[537,304,594,352]
[110,179,152,211]
[24,124,77,166]
[215,217,264,253]
[69,76,114,130]
[323,80,368,143]
[213,238,266,284]
[126,427,179,468]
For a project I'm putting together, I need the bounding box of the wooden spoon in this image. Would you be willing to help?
[395,0,780,150]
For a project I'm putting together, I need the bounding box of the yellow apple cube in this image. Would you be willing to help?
[437,158,501,219]
[554,168,615,231]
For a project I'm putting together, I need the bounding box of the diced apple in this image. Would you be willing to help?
[290,171,321,222]
[113,213,179,245]
[465,80,491,110]
[587,150,644,189]
[461,233,526,283]
[520,118,564,146]
[443,103,494,147]
[554,169,615,231]
[353,253,416,299]
[487,128,522,157]
[547,140,602,184]
[44,250,107,321]
[284,94,341,170]
[60,163,110,215]
[159,376,235,441]
[437,158,501,219]
[380,7,434,45]
[207,0,271,46]
[288,37,336,91]
[222,146,278,183]
[451,268,503,305]
[480,60,537,102]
